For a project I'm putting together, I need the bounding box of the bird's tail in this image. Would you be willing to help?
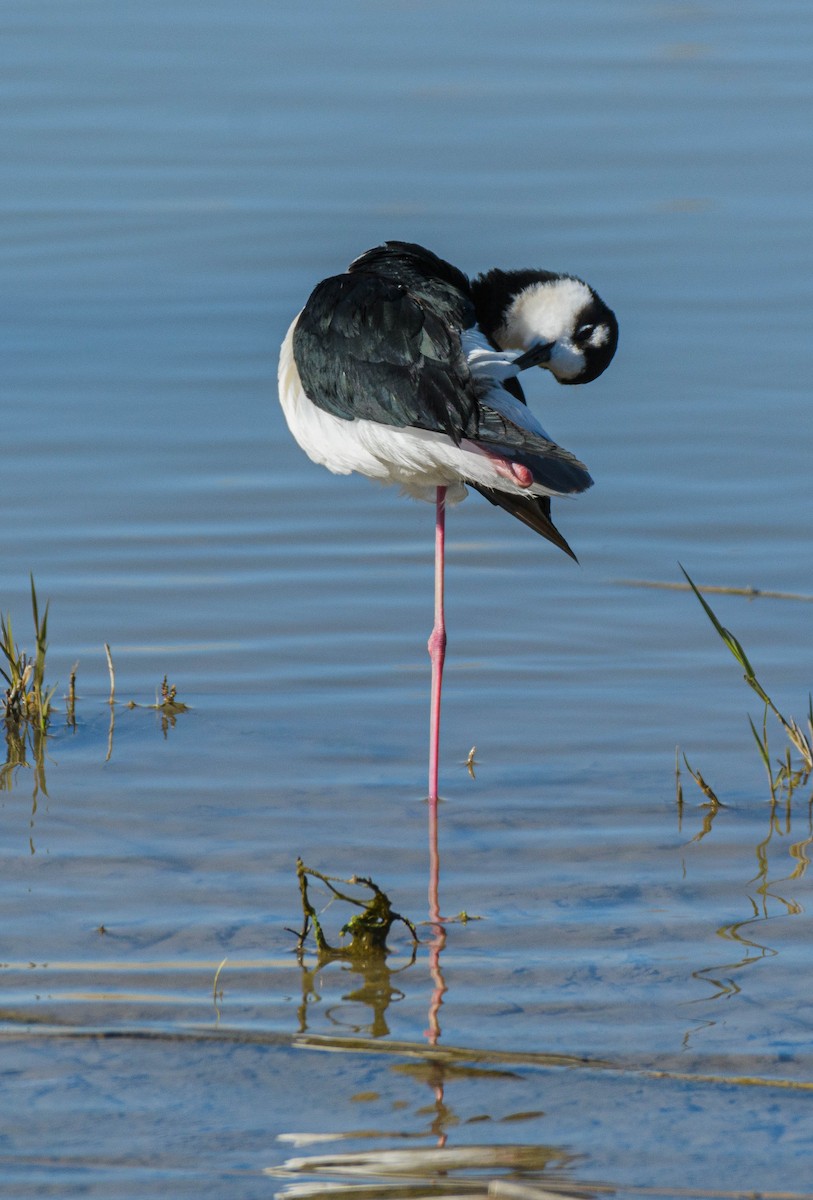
[471,485,579,560]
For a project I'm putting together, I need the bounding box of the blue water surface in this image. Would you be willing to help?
[2,2,813,1196]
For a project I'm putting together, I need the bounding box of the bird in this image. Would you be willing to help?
[278,240,618,809]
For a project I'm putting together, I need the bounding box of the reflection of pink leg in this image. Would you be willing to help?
[428,797,441,925]
[427,487,447,922]
[424,913,447,1046]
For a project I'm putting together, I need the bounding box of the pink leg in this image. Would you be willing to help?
[428,486,447,804]
[427,486,447,922]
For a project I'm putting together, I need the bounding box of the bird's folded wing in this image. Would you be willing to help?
[474,404,593,494]
[293,272,482,444]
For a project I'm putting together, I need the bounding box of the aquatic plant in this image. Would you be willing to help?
[1,579,190,801]
[292,858,418,958]
[0,577,56,734]
[681,566,812,802]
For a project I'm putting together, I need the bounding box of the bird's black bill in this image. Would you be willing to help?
[512,342,553,372]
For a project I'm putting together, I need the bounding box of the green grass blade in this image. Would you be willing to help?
[29,575,39,638]
[747,713,770,770]
[679,565,757,678]
[0,613,20,686]
[30,577,49,693]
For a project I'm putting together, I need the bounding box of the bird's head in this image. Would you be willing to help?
[471,268,618,385]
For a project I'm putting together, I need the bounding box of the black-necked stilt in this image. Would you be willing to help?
[278,241,618,808]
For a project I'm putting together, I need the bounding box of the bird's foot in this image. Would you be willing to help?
[482,448,534,489]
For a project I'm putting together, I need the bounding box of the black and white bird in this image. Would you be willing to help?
[278,241,618,805]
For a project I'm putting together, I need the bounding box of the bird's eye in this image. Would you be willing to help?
[576,323,595,342]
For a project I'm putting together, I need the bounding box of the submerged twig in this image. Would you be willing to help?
[675,746,684,830]
[212,957,227,1021]
[104,643,116,707]
[617,577,813,603]
[66,661,78,729]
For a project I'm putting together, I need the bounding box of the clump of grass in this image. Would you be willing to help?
[681,566,813,801]
[0,577,56,733]
[677,750,727,842]
[152,676,189,737]
[156,675,188,714]
[120,673,189,739]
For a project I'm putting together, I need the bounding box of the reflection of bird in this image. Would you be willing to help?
[278,241,618,802]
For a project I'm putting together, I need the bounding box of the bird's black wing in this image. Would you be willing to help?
[293,264,481,446]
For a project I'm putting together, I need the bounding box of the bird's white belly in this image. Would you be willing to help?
[278,319,565,503]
